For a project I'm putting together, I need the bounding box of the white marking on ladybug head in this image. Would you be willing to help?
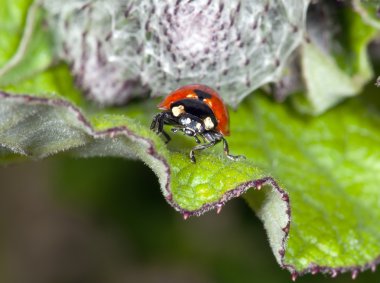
[172,105,185,117]
[196,122,202,131]
[204,117,214,130]
[184,117,191,125]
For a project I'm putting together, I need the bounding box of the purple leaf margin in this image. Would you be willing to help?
[1,90,379,280]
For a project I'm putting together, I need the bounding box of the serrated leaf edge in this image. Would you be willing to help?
[1,90,379,279]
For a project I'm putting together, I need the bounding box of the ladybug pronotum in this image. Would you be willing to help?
[150,84,245,163]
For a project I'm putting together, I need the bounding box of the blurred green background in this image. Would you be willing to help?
[0,156,379,283]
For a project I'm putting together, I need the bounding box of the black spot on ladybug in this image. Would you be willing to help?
[194,89,212,100]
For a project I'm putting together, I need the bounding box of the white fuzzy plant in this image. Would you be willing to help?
[43,0,309,106]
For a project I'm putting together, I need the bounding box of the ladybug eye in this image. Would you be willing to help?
[204,117,214,130]
[172,105,185,117]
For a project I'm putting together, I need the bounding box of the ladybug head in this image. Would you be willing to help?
[170,98,218,134]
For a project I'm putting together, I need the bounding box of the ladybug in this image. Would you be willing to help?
[150,84,245,163]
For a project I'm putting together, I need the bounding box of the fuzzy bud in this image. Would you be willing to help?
[43,0,309,106]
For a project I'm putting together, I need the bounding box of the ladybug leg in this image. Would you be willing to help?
[221,137,246,161]
[200,135,207,143]
[193,135,201,144]
[151,112,169,133]
[150,112,172,144]
[151,112,178,131]
[189,140,217,163]
[158,119,171,144]
[161,130,171,144]
[150,113,161,131]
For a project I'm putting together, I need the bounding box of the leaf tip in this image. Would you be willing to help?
[183,212,190,220]
[330,269,338,278]
[310,265,319,275]
[351,269,359,280]
[281,194,289,202]
[216,203,223,214]
[281,224,290,234]
[291,272,298,281]
[165,193,173,202]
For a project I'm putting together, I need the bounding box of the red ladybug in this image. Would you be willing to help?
[150,84,245,163]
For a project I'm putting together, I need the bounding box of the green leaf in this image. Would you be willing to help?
[0,0,32,66]
[352,0,380,30]
[2,70,380,277]
[294,5,378,115]
[2,0,380,279]
[0,0,54,86]
[244,92,380,275]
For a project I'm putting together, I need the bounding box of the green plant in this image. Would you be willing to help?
[1,0,380,279]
